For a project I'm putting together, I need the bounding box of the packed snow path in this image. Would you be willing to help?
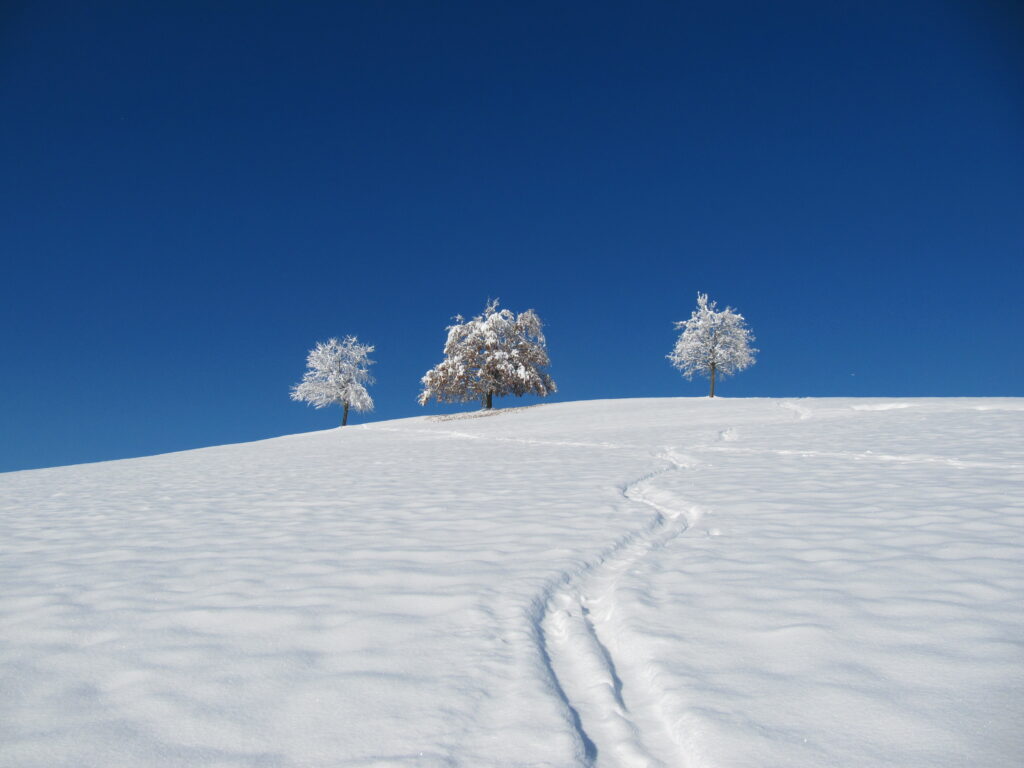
[1,398,1022,767]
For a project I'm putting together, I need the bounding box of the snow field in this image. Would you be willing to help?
[1,398,1022,767]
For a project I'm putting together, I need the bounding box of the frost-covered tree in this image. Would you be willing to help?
[291,336,375,426]
[419,300,556,409]
[668,293,756,397]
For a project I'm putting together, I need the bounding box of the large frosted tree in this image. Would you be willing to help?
[291,336,375,426]
[668,293,756,397]
[419,300,556,409]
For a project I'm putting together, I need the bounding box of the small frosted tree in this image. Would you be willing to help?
[291,336,375,426]
[668,293,756,397]
[419,299,556,409]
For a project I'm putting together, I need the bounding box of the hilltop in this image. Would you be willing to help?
[2,398,1022,767]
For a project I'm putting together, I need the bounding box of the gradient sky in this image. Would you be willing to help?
[2,1,1022,472]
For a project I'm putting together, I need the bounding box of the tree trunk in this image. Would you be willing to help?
[709,363,716,398]
[485,391,493,409]
[342,402,350,426]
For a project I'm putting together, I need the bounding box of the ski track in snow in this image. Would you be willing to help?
[536,448,701,768]
[376,420,711,767]
[700,444,1022,470]
[368,421,703,766]
[366,424,627,452]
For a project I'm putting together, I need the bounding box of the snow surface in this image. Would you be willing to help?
[2,398,1022,767]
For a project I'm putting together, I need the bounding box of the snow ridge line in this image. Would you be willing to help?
[534,449,700,768]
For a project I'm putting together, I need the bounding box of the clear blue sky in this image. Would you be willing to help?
[2,1,1022,472]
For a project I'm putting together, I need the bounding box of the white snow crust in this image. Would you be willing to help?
[2,398,1022,767]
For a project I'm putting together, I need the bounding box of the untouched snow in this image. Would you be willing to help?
[1,398,1022,767]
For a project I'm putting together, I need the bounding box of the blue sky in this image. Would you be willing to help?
[2,1,1022,472]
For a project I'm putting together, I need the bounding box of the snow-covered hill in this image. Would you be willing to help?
[2,398,1022,767]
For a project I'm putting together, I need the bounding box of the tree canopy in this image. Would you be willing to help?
[668,293,756,397]
[419,300,556,409]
